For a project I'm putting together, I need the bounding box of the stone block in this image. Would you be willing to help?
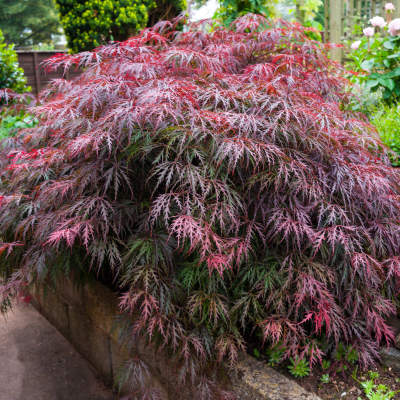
[40,287,70,340]
[55,274,86,312]
[228,353,321,400]
[396,332,400,350]
[29,291,42,313]
[31,276,322,400]
[68,305,113,383]
[110,339,131,394]
[379,347,400,371]
[83,279,119,336]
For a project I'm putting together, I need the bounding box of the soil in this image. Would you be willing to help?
[275,360,400,400]
[246,341,400,400]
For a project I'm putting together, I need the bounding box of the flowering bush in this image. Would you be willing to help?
[1,14,400,398]
[348,3,400,102]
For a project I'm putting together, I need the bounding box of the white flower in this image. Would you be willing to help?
[370,16,387,27]
[386,3,395,11]
[351,40,362,49]
[388,18,400,35]
[363,27,375,37]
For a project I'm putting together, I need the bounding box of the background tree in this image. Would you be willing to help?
[277,0,324,40]
[148,0,186,28]
[56,0,186,54]
[214,0,279,25]
[0,29,28,94]
[278,0,325,28]
[0,0,61,47]
[294,0,323,25]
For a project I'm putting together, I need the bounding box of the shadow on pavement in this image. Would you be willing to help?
[0,302,118,400]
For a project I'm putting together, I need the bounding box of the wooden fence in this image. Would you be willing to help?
[16,50,82,95]
[326,0,400,62]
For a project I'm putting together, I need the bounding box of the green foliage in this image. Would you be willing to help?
[0,292,12,316]
[345,347,358,364]
[347,20,400,103]
[32,43,55,51]
[302,20,323,41]
[334,342,359,364]
[267,345,284,366]
[370,102,400,165]
[310,0,324,29]
[56,0,150,53]
[320,374,330,384]
[0,0,61,47]
[368,371,380,380]
[294,0,323,24]
[253,348,260,358]
[348,84,382,115]
[355,371,400,400]
[334,342,347,361]
[0,112,38,141]
[277,0,324,40]
[56,0,185,53]
[0,29,28,94]
[337,364,348,372]
[214,0,279,26]
[288,357,310,378]
[148,0,186,27]
[322,360,330,370]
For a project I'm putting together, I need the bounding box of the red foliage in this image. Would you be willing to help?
[1,14,400,397]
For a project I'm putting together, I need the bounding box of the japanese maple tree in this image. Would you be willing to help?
[1,14,400,399]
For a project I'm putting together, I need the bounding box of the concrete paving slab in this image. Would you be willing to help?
[0,301,118,400]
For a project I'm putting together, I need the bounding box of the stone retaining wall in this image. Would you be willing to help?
[31,276,320,400]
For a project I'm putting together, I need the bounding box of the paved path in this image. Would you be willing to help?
[0,301,118,400]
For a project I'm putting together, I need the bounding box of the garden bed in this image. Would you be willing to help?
[275,361,400,400]
[246,340,400,400]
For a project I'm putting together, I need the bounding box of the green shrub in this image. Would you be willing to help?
[0,112,37,141]
[370,103,400,166]
[56,0,186,53]
[0,0,61,48]
[214,0,279,26]
[348,84,382,115]
[0,29,29,94]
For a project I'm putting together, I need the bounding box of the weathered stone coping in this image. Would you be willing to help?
[30,275,321,400]
[229,353,321,400]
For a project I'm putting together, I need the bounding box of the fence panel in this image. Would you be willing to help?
[326,0,400,62]
[16,50,82,95]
